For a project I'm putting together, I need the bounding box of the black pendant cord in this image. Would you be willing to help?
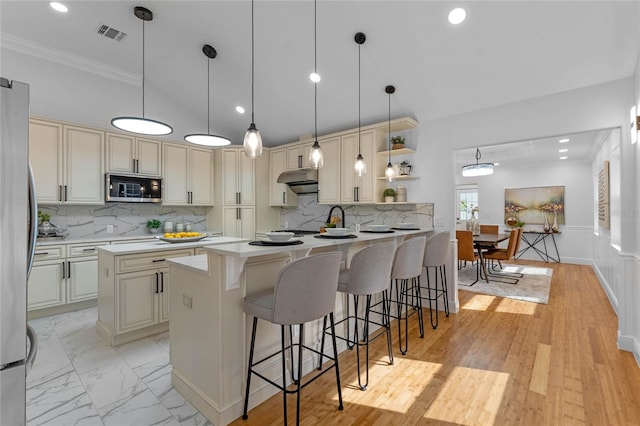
[251,0,255,125]
[142,19,145,118]
[358,40,361,155]
[314,0,318,141]
[207,57,211,134]
[388,91,392,164]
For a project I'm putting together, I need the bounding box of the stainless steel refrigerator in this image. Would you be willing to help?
[1,78,39,425]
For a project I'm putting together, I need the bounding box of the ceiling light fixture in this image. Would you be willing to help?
[448,7,466,25]
[243,0,263,159]
[235,106,245,114]
[50,2,68,13]
[385,85,396,182]
[111,7,172,136]
[354,32,366,177]
[558,148,568,153]
[559,156,568,160]
[185,44,231,147]
[308,0,323,169]
[461,147,494,177]
[558,138,570,143]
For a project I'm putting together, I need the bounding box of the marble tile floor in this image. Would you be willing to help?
[26,307,212,426]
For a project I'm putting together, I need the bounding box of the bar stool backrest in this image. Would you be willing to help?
[456,230,476,262]
[391,236,427,280]
[343,242,396,295]
[424,231,450,268]
[272,252,342,325]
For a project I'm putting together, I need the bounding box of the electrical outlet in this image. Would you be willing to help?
[435,216,444,226]
[284,221,289,229]
[106,224,114,233]
[183,294,192,309]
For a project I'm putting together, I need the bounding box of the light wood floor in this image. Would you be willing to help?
[231,261,640,425]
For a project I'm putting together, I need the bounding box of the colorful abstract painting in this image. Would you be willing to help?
[504,186,565,226]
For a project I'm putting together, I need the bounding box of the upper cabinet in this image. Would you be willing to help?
[269,147,297,207]
[105,133,161,176]
[317,136,341,205]
[221,148,255,206]
[29,119,104,205]
[162,143,214,206]
[286,143,312,170]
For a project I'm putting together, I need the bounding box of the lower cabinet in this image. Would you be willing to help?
[223,206,255,239]
[97,248,192,346]
[29,258,65,311]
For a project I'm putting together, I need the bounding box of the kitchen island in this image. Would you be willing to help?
[167,229,455,425]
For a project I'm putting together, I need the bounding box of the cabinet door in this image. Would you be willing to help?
[222,149,239,205]
[116,270,159,333]
[190,147,214,205]
[163,143,189,205]
[68,258,98,302]
[340,130,375,204]
[239,207,255,239]
[29,119,63,204]
[105,133,136,174]
[355,130,375,203]
[238,152,255,205]
[64,125,104,204]
[286,144,312,170]
[159,269,170,322]
[223,207,240,237]
[136,138,162,176]
[270,148,293,206]
[28,261,65,310]
[317,136,341,204]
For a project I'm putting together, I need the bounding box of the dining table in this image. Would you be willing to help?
[472,232,510,282]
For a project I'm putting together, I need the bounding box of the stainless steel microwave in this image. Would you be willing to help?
[105,173,162,203]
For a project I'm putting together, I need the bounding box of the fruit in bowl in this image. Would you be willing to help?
[325,227,349,236]
[164,232,202,238]
[266,231,295,242]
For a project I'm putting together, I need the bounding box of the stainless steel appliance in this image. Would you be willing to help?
[276,169,318,194]
[0,78,38,425]
[105,173,162,203]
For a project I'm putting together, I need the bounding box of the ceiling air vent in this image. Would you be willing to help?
[97,24,127,42]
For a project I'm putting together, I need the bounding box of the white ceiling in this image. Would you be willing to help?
[1,1,638,147]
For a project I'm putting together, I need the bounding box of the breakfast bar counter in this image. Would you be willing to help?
[167,230,432,425]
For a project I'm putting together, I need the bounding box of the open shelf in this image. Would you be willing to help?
[376,175,418,181]
[374,202,416,205]
[376,148,415,156]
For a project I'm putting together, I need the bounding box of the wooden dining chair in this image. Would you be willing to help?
[483,228,523,284]
[479,224,502,268]
[456,230,480,286]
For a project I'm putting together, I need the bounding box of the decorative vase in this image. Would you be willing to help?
[385,196,394,203]
[466,212,480,236]
[552,211,559,232]
[148,227,160,234]
[543,215,550,233]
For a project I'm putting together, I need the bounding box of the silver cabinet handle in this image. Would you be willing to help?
[236,207,240,220]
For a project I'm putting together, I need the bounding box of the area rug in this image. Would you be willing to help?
[457,263,553,304]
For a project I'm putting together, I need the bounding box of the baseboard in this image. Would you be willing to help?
[591,262,619,316]
[28,299,96,320]
[617,334,640,367]
[559,256,592,265]
[95,320,168,346]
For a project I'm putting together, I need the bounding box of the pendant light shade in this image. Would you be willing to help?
[185,44,231,147]
[243,0,263,159]
[111,7,172,136]
[354,32,366,177]
[462,147,494,177]
[385,85,395,182]
[308,0,323,169]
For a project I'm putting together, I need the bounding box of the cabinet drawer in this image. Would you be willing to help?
[116,249,194,274]
[68,241,110,258]
[33,245,65,261]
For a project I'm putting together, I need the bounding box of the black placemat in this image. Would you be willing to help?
[248,239,304,246]
[391,227,421,231]
[314,234,358,239]
[361,230,395,234]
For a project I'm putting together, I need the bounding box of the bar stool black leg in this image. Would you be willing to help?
[329,312,344,411]
[426,267,439,330]
[242,317,258,420]
[281,326,288,425]
[382,291,394,365]
[414,276,424,337]
[317,316,327,370]
[295,324,304,426]
[288,325,298,385]
[440,264,450,317]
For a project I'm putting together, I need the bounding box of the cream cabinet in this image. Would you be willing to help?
[28,245,66,311]
[162,142,214,205]
[105,133,161,176]
[223,206,255,239]
[286,143,312,170]
[317,136,341,204]
[340,130,375,204]
[66,241,110,303]
[97,248,193,345]
[269,147,297,207]
[29,119,104,205]
[221,148,255,206]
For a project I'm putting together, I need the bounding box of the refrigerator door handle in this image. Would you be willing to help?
[27,164,38,278]
[26,324,38,374]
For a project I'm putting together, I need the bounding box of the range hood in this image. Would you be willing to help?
[277,169,318,194]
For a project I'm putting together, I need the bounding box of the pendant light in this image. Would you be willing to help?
[354,32,366,177]
[461,147,494,177]
[308,0,323,169]
[385,85,395,182]
[111,7,172,136]
[185,44,231,147]
[243,0,263,159]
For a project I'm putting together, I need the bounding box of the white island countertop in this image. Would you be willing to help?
[97,236,248,255]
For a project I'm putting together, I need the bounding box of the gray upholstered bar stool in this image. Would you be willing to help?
[242,252,343,425]
[324,242,396,391]
[390,236,427,355]
[421,231,450,329]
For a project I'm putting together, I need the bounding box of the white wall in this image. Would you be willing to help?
[456,159,593,264]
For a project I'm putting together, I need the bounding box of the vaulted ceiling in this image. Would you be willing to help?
[1,1,638,148]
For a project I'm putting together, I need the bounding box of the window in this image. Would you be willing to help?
[457,185,478,221]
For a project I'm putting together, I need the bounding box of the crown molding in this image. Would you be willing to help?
[1,32,140,86]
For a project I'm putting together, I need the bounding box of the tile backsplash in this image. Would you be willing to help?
[280,195,434,231]
[38,204,210,240]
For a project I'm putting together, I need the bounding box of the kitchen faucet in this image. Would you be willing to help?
[326,205,345,228]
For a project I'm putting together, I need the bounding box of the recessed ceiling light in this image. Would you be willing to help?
[309,72,321,83]
[493,162,500,166]
[448,7,466,25]
[558,138,570,143]
[50,2,68,12]
[559,156,568,160]
[558,148,568,153]
[235,106,245,114]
